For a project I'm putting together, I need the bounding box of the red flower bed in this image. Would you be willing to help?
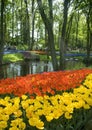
[0,68,92,96]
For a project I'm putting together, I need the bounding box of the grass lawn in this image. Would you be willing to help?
[3,53,24,63]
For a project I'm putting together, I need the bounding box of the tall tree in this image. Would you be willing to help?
[86,4,92,66]
[75,11,80,45]
[11,0,15,45]
[30,0,35,50]
[0,0,4,64]
[66,12,74,48]
[20,0,23,44]
[37,0,58,71]
[76,0,92,66]
[59,0,70,70]
[24,0,30,48]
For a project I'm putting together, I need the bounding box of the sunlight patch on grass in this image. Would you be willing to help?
[3,53,24,63]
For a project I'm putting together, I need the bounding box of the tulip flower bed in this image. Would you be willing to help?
[0,68,92,130]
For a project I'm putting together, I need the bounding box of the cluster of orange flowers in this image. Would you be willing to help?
[0,68,92,97]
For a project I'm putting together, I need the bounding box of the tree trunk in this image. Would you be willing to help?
[75,11,79,45]
[30,0,35,50]
[48,0,53,28]
[59,0,69,70]
[20,0,23,44]
[66,13,74,47]
[12,0,14,45]
[45,26,48,47]
[0,0,4,65]
[24,0,30,48]
[37,0,58,71]
[86,12,91,67]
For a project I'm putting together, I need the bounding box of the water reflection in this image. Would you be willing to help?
[20,61,53,75]
[0,60,86,79]
[0,61,53,79]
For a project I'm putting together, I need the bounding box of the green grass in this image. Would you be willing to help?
[3,53,24,63]
[39,55,51,61]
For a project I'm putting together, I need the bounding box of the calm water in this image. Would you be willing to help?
[0,59,87,79]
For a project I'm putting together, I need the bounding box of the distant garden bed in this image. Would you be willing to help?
[0,69,92,129]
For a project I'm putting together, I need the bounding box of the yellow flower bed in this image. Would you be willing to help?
[0,73,92,129]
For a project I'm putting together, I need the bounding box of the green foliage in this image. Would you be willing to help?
[38,39,45,46]
[39,55,51,61]
[3,53,24,63]
[17,44,28,50]
[83,57,92,65]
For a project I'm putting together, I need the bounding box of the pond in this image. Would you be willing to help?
[0,59,87,79]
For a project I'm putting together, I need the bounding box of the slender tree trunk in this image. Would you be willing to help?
[30,0,35,50]
[37,0,58,71]
[86,13,91,66]
[0,0,4,79]
[76,11,79,45]
[45,26,48,47]
[0,0,4,64]
[45,26,49,59]
[20,0,23,44]
[24,0,30,48]
[66,13,74,48]
[16,6,19,46]
[59,0,69,70]
[85,2,92,67]
[48,0,53,29]
[12,0,14,45]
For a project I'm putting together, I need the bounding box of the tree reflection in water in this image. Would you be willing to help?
[0,60,85,79]
[0,61,53,79]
